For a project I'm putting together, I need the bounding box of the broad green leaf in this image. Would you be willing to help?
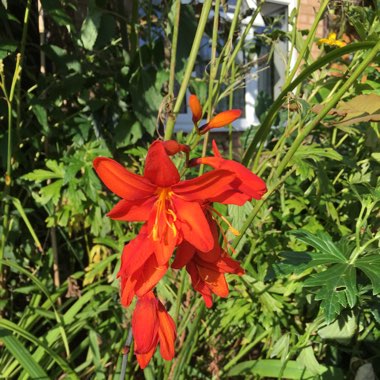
[80,6,102,50]
[318,312,356,345]
[297,347,325,376]
[306,264,357,322]
[227,359,316,378]
[0,329,49,379]
[39,179,64,205]
[291,230,348,263]
[31,104,49,132]
[355,254,380,294]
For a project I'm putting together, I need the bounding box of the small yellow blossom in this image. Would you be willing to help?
[318,32,346,48]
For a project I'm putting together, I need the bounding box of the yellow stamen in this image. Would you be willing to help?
[151,188,177,241]
[209,207,240,236]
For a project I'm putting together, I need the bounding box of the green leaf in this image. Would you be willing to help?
[39,179,63,205]
[306,263,357,322]
[23,160,64,182]
[0,329,49,379]
[355,254,380,294]
[227,359,316,378]
[0,40,17,59]
[0,319,78,378]
[80,5,102,50]
[31,104,49,132]
[297,347,325,376]
[318,312,356,345]
[291,230,349,264]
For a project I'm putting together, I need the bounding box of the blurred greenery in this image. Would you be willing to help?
[0,0,380,379]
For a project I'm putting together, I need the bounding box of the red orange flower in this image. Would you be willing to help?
[94,140,237,268]
[189,94,241,134]
[190,140,267,204]
[199,109,242,134]
[132,292,176,368]
[172,234,244,308]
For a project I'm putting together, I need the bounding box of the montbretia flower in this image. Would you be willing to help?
[93,140,237,267]
[118,225,167,307]
[189,94,202,124]
[190,140,267,205]
[189,94,241,134]
[172,235,244,308]
[132,292,176,368]
[199,109,242,134]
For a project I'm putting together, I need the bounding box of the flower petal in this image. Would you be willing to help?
[199,109,241,133]
[135,255,168,296]
[187,262,213,308]
[93,157,155,200]
[144,140,180,187]
[172,241,196,269]
[173,170,234,202]
[107,197,156,221]
[119,229,154,276]
[120,275,136,307]
[157,301,176,361]
[173,197,214,253]
[136,348,156,369]
[132,293,159,354]
[189,94,202,124]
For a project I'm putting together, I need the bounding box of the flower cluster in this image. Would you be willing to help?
[93,95,266,368]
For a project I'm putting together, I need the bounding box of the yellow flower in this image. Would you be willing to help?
[318,32,346,48]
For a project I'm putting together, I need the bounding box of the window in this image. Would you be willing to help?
[176,0,295,132]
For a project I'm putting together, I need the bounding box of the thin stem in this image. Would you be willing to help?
[274,41,380,178]
[168,0,181,102]
[15,0,32,132]
[285,0,329,87]
[164,0,213,140]
[199,0,220,175]
[242,41,376,166]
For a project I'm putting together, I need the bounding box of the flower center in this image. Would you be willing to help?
[151,188,177,241]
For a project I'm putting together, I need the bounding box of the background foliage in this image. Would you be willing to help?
[0,0,380,379]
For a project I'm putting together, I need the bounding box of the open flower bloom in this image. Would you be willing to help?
[93,140,238,267]
[132,292,176,368]
[317,32,346,48]
[190,140,267,205]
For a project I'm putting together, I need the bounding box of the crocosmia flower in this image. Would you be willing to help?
[190,140,267,204]
[94,116,267,368]
[94,140,236,267]
[189,94,202,124]
[189,94,242,134]
[132,292,176,369]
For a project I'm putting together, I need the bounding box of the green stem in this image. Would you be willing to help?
[164,0,213,140]
[15,0,32,132]
[168,0,181,102]
[242,41,377,166]
[235,41,380,255]
[199,0,220,175]
[284,0,329,87]
[221,330,271,374]
[274,41,380,178]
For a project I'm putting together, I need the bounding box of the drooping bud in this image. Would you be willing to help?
[199,109,241,134]
[189,94,202,124]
